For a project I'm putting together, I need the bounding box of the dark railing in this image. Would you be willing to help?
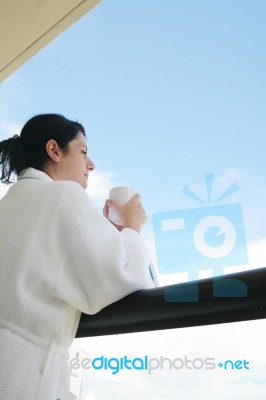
[76,267,266,338]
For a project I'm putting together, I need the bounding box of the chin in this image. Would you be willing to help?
[74,179,87,189]
[82,180,88,190]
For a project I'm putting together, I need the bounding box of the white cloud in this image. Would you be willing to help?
[245,238,266,269]
[141,217,266,286]
[71,319,266,399]
[67,170,266,398]
[153,236,266,287]
[85,170,118,207]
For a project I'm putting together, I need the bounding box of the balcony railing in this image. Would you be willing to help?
[76,266,266,337]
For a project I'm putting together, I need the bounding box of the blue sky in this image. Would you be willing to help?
[1,0,266,282]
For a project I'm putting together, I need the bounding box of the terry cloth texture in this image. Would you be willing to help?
[0,168,155,400]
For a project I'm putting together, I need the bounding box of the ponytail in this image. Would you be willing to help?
[0,135,28,183]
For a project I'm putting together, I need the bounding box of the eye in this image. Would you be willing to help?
[82,151,87,156]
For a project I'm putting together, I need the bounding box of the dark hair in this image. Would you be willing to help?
[0,113,86,183]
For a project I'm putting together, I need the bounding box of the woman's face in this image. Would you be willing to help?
[59,131,95,189]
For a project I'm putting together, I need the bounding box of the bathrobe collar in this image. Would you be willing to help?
[18,167,54,182]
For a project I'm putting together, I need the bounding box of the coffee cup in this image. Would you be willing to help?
[108,186,135,225]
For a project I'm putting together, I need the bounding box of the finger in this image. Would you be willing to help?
[131,193,141,202]
[103,202,109,218]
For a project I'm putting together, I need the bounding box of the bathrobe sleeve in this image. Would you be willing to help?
[54,182,155,315]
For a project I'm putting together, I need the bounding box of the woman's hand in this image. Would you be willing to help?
[103,201,123,232]
[103,193,147,233]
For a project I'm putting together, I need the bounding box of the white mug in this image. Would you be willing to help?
[108,186,135,225]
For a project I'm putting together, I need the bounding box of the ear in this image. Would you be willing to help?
[45,140,63,163]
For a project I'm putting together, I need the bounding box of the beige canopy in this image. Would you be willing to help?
[0,0,100,82]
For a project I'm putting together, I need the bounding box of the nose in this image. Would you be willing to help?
[86,157,95,171]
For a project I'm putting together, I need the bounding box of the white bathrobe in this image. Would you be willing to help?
[0,168,155,400]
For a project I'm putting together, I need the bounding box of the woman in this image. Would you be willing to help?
[0,114,155,400]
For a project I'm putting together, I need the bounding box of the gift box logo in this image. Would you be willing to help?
[152,173,248,300]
